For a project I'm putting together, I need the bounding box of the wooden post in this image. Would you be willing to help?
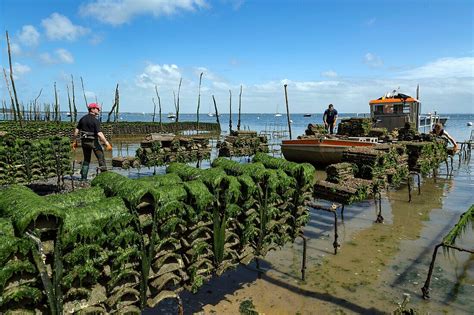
[107,84,119,123]
[196,72,203,134]
[80,76,88,109]
[152,97,156,123]
[67,85,73,122]
[284,84,292,139]
[71,75,77,122]
[114,84,119,123]
[237,85,242,131]
[228,90,232,133]
[33,88,42,121]
[154,85,162,129]
[176,78,182,123]
[3,67,16,121]
[212,95,220,125]
[6,31,22,126]
[54,82,60,122]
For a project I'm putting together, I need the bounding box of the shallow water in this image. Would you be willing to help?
[70,118,474,314]
[164,156,472,314]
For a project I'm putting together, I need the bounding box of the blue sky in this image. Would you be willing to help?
[1,0,473,114]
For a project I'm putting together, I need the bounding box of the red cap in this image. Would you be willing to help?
[88,103,101,110]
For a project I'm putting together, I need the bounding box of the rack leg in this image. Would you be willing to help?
[421,244,442,299]
[300,235,307,281]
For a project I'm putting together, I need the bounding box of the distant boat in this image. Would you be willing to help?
[167,113,176,119]
[66,112,71,117]
[275,104,282,117]
[207,112,214,117]
[468,122,473,126]
[304,114,312,117]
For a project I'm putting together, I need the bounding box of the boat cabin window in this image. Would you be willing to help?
[393,103,411,114]
[383,104,393,114]
[374,105,384,114]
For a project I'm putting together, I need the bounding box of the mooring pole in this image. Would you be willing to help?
[284,84,292,139]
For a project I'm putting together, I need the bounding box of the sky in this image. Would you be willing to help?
[0,0,473,114]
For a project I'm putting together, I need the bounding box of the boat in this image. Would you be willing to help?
[275,104,282,117]
[369,91,448,132]
[207,112,214,117]
[304,114,312,117]
[281,137,378,165]
[167,113,176,119]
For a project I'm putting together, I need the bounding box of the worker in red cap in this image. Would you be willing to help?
[72,103,112,180]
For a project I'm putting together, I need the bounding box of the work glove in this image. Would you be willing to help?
[106,143,113,151]
[72,140,78,150]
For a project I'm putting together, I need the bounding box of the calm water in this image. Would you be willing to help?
[113,112,474,144]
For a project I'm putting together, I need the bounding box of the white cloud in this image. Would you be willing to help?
[40,52,55,64]
[10,42,22,55]
[127,57,473,114]
[18,25,40,46]
[136,63,182,88]
[321,70,338,78]
[364,52,383,68]
[80,0,208,25]
[56,48,74,63]
[397,57,474,79]
[39,49,74,64]
[41,13,90,41]
[11,62,31,79]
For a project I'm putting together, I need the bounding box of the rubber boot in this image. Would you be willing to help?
[80,162,90,181]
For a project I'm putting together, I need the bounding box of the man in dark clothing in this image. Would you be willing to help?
[73,103,112,180]
[323,104,338,134]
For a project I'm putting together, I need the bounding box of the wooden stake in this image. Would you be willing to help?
[154,85,162,129]
[71,75,77,122]
[196,72,203,134]
[80,76,88,109]
[229,90,232,133]
[284,84,292,139]
[54,82,60,122]
[3,67,16,121]
[212,95,220,125]
[237,85,242,131]
[176,77,182,123]
[6,31,22,126]
[33,88,42,121]
[67,85,73,122]
[152,97,156,123]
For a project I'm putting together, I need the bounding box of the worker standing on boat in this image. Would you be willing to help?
[432,123,458,152]
[323,104,338,134]
[72,103,112,180]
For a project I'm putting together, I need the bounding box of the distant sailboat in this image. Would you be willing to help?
[275,104,282,117]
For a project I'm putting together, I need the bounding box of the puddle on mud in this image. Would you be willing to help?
[77,139,473,315]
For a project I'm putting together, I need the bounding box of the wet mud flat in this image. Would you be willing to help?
[159,158,473,314]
